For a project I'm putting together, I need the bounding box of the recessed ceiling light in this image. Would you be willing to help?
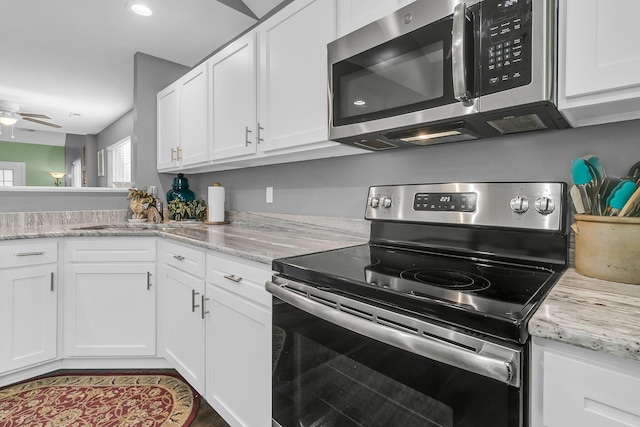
[353,100,366,106]
[129,3,152,16]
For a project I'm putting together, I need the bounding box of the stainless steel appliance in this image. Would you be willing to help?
[328,0,569,150]
[268,182,568,426]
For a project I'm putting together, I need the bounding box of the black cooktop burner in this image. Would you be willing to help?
[272,243,563,343]
[400,268,491,291]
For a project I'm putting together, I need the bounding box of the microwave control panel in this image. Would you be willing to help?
[480,0,532,95]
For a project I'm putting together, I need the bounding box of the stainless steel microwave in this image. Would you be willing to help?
[328,0,569,150]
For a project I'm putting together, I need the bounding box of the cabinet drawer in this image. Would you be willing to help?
[65,238,156,262]
[206,252,272,308]
[161,240,205,278]
[0,240,58,269]
[543,349,640,426]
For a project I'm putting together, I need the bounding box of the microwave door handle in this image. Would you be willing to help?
[452,3,473,106]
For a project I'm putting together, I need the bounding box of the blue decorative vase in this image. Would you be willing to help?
[166,173,195,204]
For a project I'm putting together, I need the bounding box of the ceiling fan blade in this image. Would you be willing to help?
[19,112,52,119]
[22,117,62,128]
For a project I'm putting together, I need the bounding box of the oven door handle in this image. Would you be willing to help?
[267,280,518,387]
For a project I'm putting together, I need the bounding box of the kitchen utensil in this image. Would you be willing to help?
[606,180,637,215]
[619,187,640,217]
[570,158,594,214]
[596,176,621,216]
[569,185,585,214]
[626,161,640,184]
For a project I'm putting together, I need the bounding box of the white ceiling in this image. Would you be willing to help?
[0,0,283,136]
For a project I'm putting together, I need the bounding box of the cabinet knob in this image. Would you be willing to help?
[173,255,185,261]
[171,148,176,162]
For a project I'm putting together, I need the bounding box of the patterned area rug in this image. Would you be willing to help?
[0,373,199,427]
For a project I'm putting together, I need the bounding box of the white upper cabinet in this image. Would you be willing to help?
[209,31,258,161]
[179,64,209,167]
[157,63,209,172]
[336,0,416,37]
[157,83,179,171]
[559,0,640,127]
[257,0,336,153]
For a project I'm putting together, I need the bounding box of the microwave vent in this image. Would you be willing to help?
[354,139,398,151]
[486,114,547,135]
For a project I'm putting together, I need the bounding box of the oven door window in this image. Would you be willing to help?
[331,18,457,127]
[273,300,522,427]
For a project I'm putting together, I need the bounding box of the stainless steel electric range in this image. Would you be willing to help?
[268,182,568,427]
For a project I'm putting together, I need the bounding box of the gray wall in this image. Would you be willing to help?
[96,110,134,188]
[133,52,189,195]
[188,118,640,219]
[64,134,97,187]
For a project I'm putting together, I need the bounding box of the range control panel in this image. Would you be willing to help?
[365,182,565,231]
[413,193,478,212]
[480,0,533,95]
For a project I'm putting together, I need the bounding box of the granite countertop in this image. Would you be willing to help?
[0,212,369,266]
[3,210,639,363]
[529,268,640,362]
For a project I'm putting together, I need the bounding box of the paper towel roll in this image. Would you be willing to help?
[207,183,225,223]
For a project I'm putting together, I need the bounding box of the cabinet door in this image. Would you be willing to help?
[336,0,416,37]
[206,282,271,427]
[64,263,156,357]
[209,31,258,161]
[157,82,180,171]
[559,0,640,126]
[162,266,206,395]
[0,265,57,373]
[179,63,210,167]
[258,0,336,153]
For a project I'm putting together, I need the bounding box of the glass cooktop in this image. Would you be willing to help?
[272,243,562,343]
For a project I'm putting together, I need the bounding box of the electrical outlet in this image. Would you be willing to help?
[266,187,274,203]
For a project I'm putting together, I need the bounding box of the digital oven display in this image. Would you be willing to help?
[413,192,477,212]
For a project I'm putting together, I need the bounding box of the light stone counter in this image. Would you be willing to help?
[529,268,640,362]
[0,211,369,266]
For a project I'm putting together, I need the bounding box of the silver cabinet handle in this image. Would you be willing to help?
[452,2,473,106]
[257,122,264,144]
[191,289,200,312]
[171,148,176,162]
[245,126,253,146]
[201,295,210,319]
[266,278,519,387]
[223,274,242,283]
[51,272,54,292]
[147,271,152,290]
[173,255,185,261]
[15,251,45,257]
[176,147,183,161]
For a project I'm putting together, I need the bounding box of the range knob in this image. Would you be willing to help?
[369,197,380,208]
[535,196,555,215]
[510,196,529,213]
[381,197,392,208]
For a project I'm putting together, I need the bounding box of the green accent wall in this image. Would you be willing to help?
[0,140,65,186]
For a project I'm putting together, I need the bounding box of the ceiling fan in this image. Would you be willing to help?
[0,100,62,128]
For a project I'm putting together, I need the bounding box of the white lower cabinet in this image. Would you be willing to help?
[206,252,272,427]
[64,238,157,357]
[159,240,207,396]
[0,240,59,374]
[531,337,640,426]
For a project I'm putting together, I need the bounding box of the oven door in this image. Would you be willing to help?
[269,278,526,427]
[328,1,480,148]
